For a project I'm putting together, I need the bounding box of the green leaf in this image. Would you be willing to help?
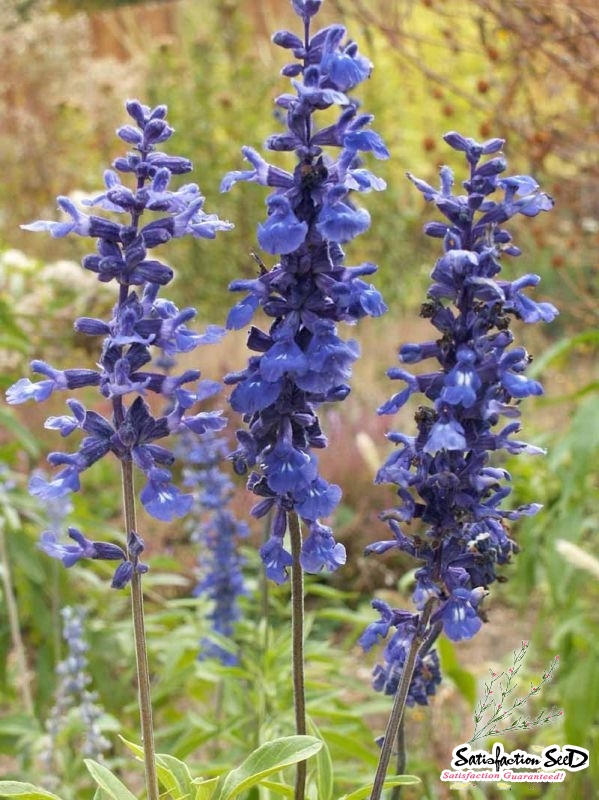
[119,737,193,797]
[438,636,477,708]
[83,761,138,800]
[0,298,30,351]
[0,714,41,739]
[321,730,378,766]
[530,329,599,377]
[212,736,322,800]
[155,753,194,798]
[337,775,421,800]
[192,778,219,800]
[0,407,40,456]
[0,783,64,800]
[254,780,294,797]
[117,736,143,758]
[307,718,333,800]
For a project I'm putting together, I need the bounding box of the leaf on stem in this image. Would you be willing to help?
[83,761,137,800]
[119,736,194,799]
[307,718,334,800]
[338,775,421,800]
[209,736,322,800]
[0,784,64,800]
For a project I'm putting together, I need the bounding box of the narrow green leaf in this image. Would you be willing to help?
[192,778,219,800]
[0,407,40,456]
[530,330,599,376]
[307,719,333,800]
[320,730,378,766]
[0,783,63,800]
[83,761,137,800]
[0,714,42,738]
[438,636,477,707]
[212,736,322,800]
[255,780,294,797]
[338,775,421,800]
[155,753,194,798]
[119,736,193,797]
[118,736,143,759]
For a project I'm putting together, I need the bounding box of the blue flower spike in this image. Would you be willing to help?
[178,431,249,665]
[6,100,232,585]
[362,132,557,705]
[222,1,388,582]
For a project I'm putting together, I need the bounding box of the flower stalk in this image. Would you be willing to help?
[369,604,438,800]
[361,131,557,787]
[6,99,231,794]
[121,459,158,800]
[221,4,386,789]
[222,0,388,586]
[289,511,307,800]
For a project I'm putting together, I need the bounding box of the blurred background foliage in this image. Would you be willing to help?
[1,1,598,798]
[4,0,599,321]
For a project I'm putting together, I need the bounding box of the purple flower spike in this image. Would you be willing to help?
[7,100,232,583]
[222,1,387,579]
[42,606,111,769]
[178,431,248,664]
[362,132,556,705]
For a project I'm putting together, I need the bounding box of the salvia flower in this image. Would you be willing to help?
[178,430,248,665]
[40,606,110,784]
[31,469,74,533]
[222,1,389,582]
[6,100,232,585]
[40,526,126,568]
[361,132,557,701]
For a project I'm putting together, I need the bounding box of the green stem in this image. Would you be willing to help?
[289,511,306,800]
[369,603,437,800]
[0,519,34,716]
[121,460,159,800]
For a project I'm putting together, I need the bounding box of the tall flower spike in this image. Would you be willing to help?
[177,429,249,666]
[221,2,389,583]
[40,606,110,785]
[362,132,557,706]
[6,100,232,586]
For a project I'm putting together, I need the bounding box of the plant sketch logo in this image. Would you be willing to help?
[470,640,562,742]
[439,642,590,787]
